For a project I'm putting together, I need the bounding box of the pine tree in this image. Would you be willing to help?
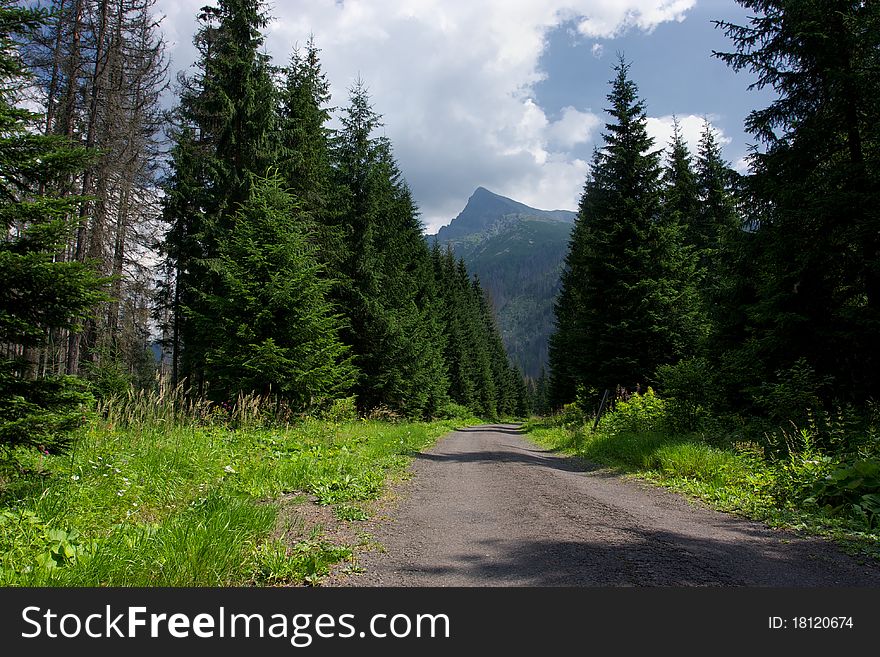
[549,59,700,400]
[0,2,107,453]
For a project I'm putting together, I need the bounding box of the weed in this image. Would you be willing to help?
[334,504,369,521]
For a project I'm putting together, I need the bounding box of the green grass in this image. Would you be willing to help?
[0,412,470,586]
[525,418,880,559]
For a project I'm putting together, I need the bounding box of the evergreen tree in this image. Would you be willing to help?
[695,120,740,260]
[0,2,107,453]
[693,120,748,376]
[549,59,700,400]
[714,0,880,403]
[206,173,356,406]
[511,366,531,418]
[532,368,550,416]
[332,81,448,417]
[278,37,333,219]
[662,118,701,254]
[660,117,709,353]
[463,269,497,418]
[434,245,477,410]
[161,0,279,396]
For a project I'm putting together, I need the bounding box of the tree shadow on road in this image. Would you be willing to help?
[412,447,591,474]
[397,527,880,587]
[453,425,524,436]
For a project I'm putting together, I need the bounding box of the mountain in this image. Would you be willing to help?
[436,186,575,242]
[431,188,575,379]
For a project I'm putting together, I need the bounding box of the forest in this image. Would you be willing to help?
[1,0,528,459]
[1,0,879,584]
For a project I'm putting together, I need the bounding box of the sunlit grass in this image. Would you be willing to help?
[0,393,472,586]
[524,418,879,558]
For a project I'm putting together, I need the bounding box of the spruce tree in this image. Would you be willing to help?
[434,245,477,410]
[332,81,449,417]
[0,2,107,453]
[207,173,356,406]
[661,117,709,352]
[278,37,333,219]
[550,59,699,399]
[663,118,701,254]
[693,121,747,368]
[161,0,279,396]
[464,269,497,418]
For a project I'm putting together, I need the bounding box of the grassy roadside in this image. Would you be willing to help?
[0,404,473,586]
[523,409,880,561]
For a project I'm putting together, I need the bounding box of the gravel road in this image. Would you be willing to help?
[332,424,880,586]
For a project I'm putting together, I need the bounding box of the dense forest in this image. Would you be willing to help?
[0,0,529,457]
[549,0,880,441]
[3,0,879,456]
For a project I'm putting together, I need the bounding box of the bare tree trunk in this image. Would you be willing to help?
[68,0,111,375]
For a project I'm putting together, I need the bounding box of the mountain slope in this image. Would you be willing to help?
[431,188,574,379]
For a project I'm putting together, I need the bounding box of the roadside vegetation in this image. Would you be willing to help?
[526,388,880,560]
[0,389,477,586]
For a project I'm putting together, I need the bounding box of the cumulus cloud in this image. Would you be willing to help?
[646,114,732,158]
[157,0,698,231]
[576,0,695,38]
[547,106,602,150]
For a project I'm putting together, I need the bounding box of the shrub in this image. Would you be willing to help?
[554,402,586,430]
[656,358,717,431]
[436,402,472,421]
[753,358,829,432]
[598,387,666,435]
[319,396,357,424]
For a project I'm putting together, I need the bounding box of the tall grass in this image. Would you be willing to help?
[1,388,468,586]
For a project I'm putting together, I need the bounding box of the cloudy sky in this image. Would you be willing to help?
[156,0,773,233]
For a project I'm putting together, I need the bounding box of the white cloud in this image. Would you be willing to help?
[591,42,605,58]
[547,106,602,149]
[576,0,695,38]
[734,156,751,174]
[646,114,732,158]
[156,0,698,232]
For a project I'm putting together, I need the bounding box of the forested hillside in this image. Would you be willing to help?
[432,187,574,381]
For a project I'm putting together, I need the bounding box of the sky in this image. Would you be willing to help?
[156,0,775,233]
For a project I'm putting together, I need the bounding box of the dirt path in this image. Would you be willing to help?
[330,424,880,586]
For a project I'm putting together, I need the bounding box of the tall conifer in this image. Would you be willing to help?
[161,0,278,396]
[715,0,880,402]
[550,59,698,400]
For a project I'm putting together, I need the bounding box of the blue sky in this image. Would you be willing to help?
[156,1,773,232]
[533,0,775,179]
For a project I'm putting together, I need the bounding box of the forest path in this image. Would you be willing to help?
[329,424,880,586]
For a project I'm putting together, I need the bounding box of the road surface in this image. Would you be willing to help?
[331,424,880,586]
